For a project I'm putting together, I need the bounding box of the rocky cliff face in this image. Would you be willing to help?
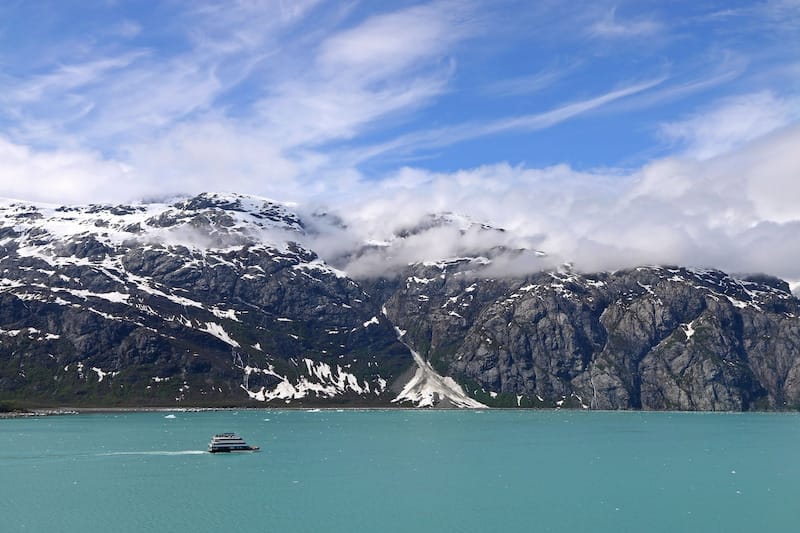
[1,193,799,410]
[0,193,410,406]
[383,261,800,410]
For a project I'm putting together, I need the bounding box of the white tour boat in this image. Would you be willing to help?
[208,432,260,453]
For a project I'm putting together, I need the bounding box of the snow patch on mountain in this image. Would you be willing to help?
[0,192,304,254]
[91,367,119,383]
[681,321,696,340]
[238,358,386,402]
[199,322,240,348]
[392,345,486,408]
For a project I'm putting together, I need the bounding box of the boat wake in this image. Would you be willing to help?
[97,450,207,456]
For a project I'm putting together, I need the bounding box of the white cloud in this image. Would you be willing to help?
[257,72,452,147]
[2,52,148,105]
[590,8,661,38]
[0,1,323,151]
[112,20,142,39]
[659,91,800,159]
[2,1,800,284]
[318,122,800,281]
[608,52,748,114]
[344,76,665,164]
[483,64,576,97]
[317,1,474,81]
[0,1,483,205]
[1,48,225,151]
[124,119,302,201]
[254,1,476,148]
[0,137,131,204]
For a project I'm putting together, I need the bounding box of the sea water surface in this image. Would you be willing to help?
[1,410,798,532]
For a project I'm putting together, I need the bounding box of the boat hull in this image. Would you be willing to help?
[208,446,260,453]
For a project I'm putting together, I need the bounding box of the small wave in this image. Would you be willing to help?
[98,450,207,456]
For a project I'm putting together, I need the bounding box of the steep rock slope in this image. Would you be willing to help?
[2,193,799,410]
[383,261,800,410]
[0,193,411,406]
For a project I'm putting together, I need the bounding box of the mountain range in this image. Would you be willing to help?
[2,192,799,410]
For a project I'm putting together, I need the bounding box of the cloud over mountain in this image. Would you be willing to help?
[0,2,799,283]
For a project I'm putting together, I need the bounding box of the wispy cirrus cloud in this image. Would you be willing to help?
[110,20,142,39]
[0,0,325,151]
[0,1,484,202]
[3,52,148,106]
[589,7,661,38]
[344,76,666,165]
[255,0,479,148]
[594,52,750,131]
[659,91,800,159]
[317,1,474,81]
[482,63,578,97]
[1,0,800,284]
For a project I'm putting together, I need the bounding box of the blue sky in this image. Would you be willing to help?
[1,1,799,279]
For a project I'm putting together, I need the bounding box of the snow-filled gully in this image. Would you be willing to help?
[390,327,486,409]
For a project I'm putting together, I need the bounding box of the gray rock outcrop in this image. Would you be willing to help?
[1,193,799,410]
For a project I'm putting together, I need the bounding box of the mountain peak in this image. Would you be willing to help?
[0,192,306,258]
[1,193,800,410]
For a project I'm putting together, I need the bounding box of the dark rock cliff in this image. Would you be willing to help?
[383,262,800,410]
[1,193,799,409]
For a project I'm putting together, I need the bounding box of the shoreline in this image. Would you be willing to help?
[0,406,405,417]
[3,406,796,418]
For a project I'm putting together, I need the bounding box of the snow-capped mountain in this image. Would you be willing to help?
[2,192,800,410]
[0,193,413,406]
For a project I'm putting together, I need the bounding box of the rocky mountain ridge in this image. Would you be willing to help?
[1,193,799,410]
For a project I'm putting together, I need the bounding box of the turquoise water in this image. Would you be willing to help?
[1,410,798,532]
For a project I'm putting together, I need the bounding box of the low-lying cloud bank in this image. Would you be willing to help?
[2,3,800,287]
[2,109,800,285]
[306,122,800,283]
